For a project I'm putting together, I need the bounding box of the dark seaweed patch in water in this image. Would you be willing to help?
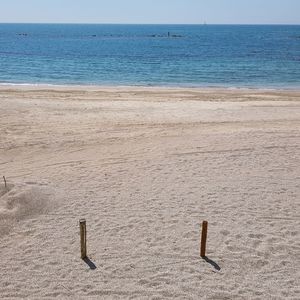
[288,35,300,39]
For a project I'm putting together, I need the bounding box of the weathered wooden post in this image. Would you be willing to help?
[79,219,87,259]
[200,221,208,257]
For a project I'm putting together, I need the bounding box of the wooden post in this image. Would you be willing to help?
[200,221,208,257]
[79,219,87,259]
[3,176,7,189]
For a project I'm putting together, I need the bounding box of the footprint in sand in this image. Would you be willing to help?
[0,181,53,236]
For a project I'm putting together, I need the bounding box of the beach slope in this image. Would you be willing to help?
[0,86,299,299]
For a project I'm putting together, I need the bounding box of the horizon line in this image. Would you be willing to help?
[0,22,299,26]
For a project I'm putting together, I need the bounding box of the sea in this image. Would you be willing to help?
[0,24,299,88]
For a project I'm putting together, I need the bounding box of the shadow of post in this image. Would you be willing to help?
[202,256,221,271]
[83,257,97,270]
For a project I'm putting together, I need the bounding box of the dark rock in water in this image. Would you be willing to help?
[147,34,170,38]
[144,33,185,38]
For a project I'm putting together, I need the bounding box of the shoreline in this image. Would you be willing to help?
[1,83,300,95]
[1,82,300,93]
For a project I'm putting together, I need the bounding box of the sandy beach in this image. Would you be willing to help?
[0,86,299,299]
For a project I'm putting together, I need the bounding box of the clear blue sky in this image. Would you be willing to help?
[1,0,299,24]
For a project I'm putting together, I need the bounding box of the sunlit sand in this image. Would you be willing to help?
[0,86,299,298]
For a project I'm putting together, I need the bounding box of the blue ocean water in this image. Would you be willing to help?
[0,24,299,88]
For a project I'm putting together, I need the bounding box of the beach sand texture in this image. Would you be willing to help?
[0,86,300,299]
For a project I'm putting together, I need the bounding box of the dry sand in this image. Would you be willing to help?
[0,86,299,299]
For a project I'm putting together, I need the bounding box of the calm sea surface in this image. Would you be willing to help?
[0,24,299,88]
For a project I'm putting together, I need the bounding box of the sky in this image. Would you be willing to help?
[0,0,299,25]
